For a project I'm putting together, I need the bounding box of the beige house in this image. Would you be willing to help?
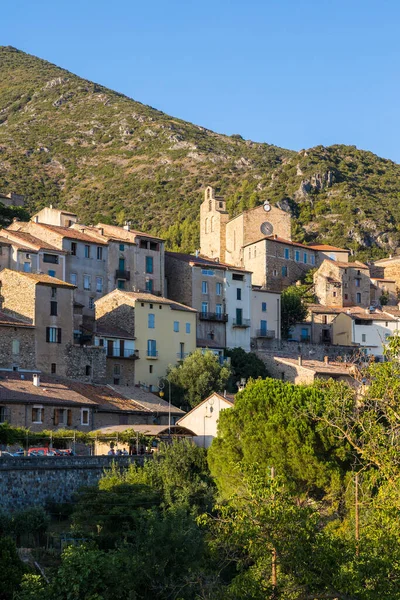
[177,392,234,448]
[370,255,400,292]
[331,308,399,358]
[95,290,197,391]
[250,288,281,342]
[314,260,370,307]
[370,278,397,305]
[0,310,36,372]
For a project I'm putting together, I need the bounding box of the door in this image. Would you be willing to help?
[107,340,114,357]
[236,308,243,326]
[260,320,267,335]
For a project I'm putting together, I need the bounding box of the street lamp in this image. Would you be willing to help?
[158,379,171,436]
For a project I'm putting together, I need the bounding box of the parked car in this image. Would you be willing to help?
[56,449,75,456]
[0,451,15,457]
[27,447,57,456]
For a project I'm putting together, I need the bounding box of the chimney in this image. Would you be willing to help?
[123,221,131,231]
[195,249,200,257]
[50,204,53,209]
[99,228,104,236]
[324,356,329,365]
[224,390,226,398]
[298,356,303,366]
[33,374,40,387]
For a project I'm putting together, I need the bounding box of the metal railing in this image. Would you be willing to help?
[107,349,139,359]
[199,312,228,322]
[232,318,251,328]
[115,269,131,280]
[146,350,158,358]
[177,352,189,360]
[255,329,275,338]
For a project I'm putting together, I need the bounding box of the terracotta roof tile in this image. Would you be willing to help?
[2,231,66,252]
[113,290,197,313]
[35,224,108,244]
[0,311,34,327]
[1,269,75,288]
[307,244,350,252]
[97,223,164,243]
[166,251,251,272]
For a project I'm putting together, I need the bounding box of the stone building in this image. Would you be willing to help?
[0,269,75,377]
[370,277,397,305]
[314,260,371,308]
[0,310,36,371]
[0,371,184,432]
[265,356,358,386]
[0,191,25,208]
[165,251,252,353]
[95,290,197,391]
[370,255,400,291]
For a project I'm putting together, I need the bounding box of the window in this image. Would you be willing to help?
[51,287,57,298]
[71,242,77,256]
[81,409,89,426]
[284,248,290,259]
[303,253,307,264]
[150,242,158,251]
[51,363,56,374]
[248,248,251,259]
[260,320,267,335]
[236,308,243,325]
[232,273,244,281]
[202,281,208,294]
[216,282,222,295]
[54,408,66,426]
[113,377,120,385]
[84,245,91,258]
[50,301,57,316]
[201,269,214,276]
[150,304,153,309]
[201,302,208,314]
[119,257,125,271]
[70,273,77,285]
[140,240,148,249]
[216,303,222,315]
[12,340,19,355]
[83,275,91,290]
[344,294,348,300]
[147,339,157,357]
[356,293,361,303]
[32,406,43,424]
[295,250,300,262]
[23,262,31,273]
[262,302,267,312]
[148,313,155,328]
[119,244,125,251]
[173,321,180,332]
[46,327,61,343]
[362,333,366,342]
[281,266,288,277]
[145,279,153,292]
[48,270,56,277]
[149,365,153,373]
[0,407,7,423]
[310,254,315,265]
[85,365,91,376]
[89,298,95,310]
[43,253,59,264]
[333,291,337,298]
[96,277,103,293]
[355,279,361,287]
[237,288,242,300]
[273,269,278,277]
[114,364,121,375]
[146,256,154,274]
[117,280,125,290]
[186,322,191,334]
[97,246,103,260]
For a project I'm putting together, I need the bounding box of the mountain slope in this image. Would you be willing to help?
[0,46,399,259]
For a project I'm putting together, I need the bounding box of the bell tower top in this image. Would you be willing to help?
[204,186,227,213]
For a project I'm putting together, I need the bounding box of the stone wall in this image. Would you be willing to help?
[95,292,135,337]
[0,325,36,370]
[64,344,106,383]
[0,401,96,432]
[253,339,359,362]
[164,255,193,307]
[0,455,144,510]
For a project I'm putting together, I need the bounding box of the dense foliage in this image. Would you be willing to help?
[1,46,400,257]
[280,286,309,339]
[225,347,268,391]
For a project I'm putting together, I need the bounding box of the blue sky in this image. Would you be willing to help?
[2,0,399,161]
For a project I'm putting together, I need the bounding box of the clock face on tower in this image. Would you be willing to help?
[263,201,271,212]
[260,222,274,236]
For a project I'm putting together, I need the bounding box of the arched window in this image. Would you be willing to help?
[210,216,214,232]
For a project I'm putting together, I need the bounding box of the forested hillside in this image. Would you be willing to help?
[1,45,400,259]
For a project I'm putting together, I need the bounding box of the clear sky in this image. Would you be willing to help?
[2,0,399,162]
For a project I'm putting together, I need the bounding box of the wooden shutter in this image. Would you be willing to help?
[57,328,62,344]
[120,340,125,357]
[67,409,72,426]
[54,409,59,426]
[46,327,50,342]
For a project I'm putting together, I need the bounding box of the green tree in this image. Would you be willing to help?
[0,537,26,600]
[280,286,308,339]
[225,348,268,391]
[166,350,231,409]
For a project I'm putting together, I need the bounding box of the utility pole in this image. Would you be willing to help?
[355,472,359,556]
[271,466,277,594]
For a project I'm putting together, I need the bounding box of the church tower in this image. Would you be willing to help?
[199,186,229,260]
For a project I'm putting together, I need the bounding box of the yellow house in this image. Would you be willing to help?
[95,290,197,391]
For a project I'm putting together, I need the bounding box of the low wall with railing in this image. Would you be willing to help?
[0,455,144,511]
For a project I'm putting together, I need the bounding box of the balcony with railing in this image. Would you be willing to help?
[107,348,139,359]
[115,269,131,280]
[199,312,228,322]
[255,329,275,339]
[177,352,189,361]
[146,350,159,359]
[232,318,251,328]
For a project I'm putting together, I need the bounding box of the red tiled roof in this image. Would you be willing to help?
[0,311,34,328]
[0,373,98,406]
[100,289,197,313]
[97,223,164,243]
[243,235,313,249]
[35,224,108,244]
[307,244,350,252]
[274,357,355,375]
[2,231,66,252]
[1,269,75,288]
[95,324,135,339]
[166,251,251,272]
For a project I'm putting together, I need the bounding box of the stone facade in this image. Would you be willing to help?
[261,355,356,386]
[314,261,370,307]
[199,186,230,260]
[64,344,107,384]
[0,455,143,510]
[0,323,36,371]
[0,401,95,432]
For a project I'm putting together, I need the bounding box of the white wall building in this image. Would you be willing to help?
[177,392,234,448]
[250,288,281,342]
[225,268,252,352]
